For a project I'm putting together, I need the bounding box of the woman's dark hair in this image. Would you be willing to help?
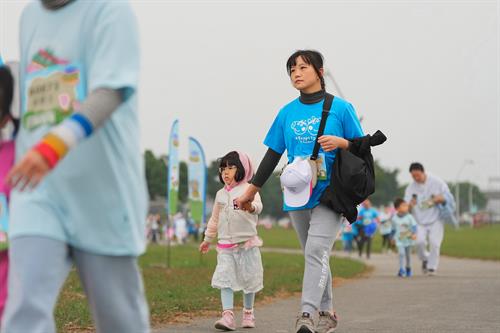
[409,162,424,173]
[286,50,325,90]
[0,65,19,135]
[393,198,406,209]
[218,151,245,184]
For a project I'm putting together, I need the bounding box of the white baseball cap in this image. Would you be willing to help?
[280,158,313,207]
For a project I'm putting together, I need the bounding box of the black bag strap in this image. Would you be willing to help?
[311,93,334,160]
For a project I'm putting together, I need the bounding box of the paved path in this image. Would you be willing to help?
[154,250,500,333]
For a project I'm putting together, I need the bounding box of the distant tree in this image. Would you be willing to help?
[207,159,221,200]
[371,161,404,206]
[144,150,166,200]
[179,161,188,204]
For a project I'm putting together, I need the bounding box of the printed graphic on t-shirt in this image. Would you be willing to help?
[23,49,86,131]
[291,115,320,144]
[27,48,69,74]
[418,196,436,210]
[379,219,392,234]
[398,223,412,242]
[361,210,375,226]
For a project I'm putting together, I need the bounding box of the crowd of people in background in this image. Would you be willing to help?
[340,198,418,277]
[147,160,454,283]
[339,162,454,278]
[145,212,200,245]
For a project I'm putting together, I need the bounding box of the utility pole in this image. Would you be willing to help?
[468,183,474,213]
[162,156,171,269]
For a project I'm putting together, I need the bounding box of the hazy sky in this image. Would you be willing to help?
[1,0,499,189]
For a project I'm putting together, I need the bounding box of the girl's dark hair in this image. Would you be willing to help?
[286,50,325,90]
[0,65,19,135]
[218,151,245,184]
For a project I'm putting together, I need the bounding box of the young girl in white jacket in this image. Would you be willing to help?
[199,151,263,331]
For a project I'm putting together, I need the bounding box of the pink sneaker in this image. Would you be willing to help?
[242,308,256,328]
[214,310,236,331]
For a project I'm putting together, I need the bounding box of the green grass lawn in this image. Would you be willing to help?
[258,225,383,253]
[441,224,500,260]
[259,223,500,260]
[258,226,301,249]
[55,243,366,332]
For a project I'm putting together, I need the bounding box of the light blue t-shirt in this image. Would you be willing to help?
[392,213,417,248]
[264,96,363,211]
[378,211,393,235]
[379,217,393,236]
[10,1,148,256]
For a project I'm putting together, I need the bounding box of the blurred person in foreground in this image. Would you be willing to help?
[2,1,150,332]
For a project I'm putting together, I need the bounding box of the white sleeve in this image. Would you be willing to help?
[251,192,263,215]
[404,185,413,202]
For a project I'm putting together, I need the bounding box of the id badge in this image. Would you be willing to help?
[316,153,327,181]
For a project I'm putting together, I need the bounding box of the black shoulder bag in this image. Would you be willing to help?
[310,93,334,161]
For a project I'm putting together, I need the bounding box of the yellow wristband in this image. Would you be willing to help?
[42,133,69,159]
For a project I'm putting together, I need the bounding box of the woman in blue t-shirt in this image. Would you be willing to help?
[353,199,380,259]
[235,50,364,333]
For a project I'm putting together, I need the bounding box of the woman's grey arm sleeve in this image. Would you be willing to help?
[251,148,283,188]
[79,88,123,129]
